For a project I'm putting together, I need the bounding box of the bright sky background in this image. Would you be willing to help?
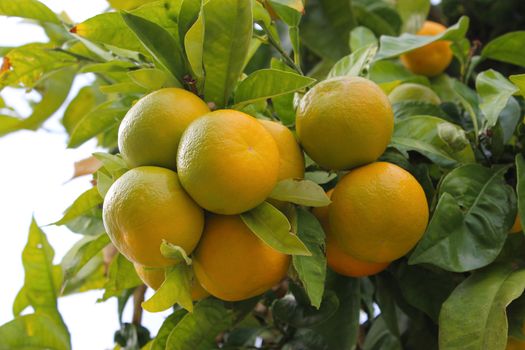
[0,1,169,349]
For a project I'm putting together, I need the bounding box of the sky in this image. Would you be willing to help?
[0,1,169,349]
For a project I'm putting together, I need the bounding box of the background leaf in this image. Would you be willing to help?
[327,44,378,79]
[0,0,60,24]
[396,0,430,33]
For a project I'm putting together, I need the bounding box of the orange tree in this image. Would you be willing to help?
[1,0,525,349]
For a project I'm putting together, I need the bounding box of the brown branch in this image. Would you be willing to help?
[132,284,147,326]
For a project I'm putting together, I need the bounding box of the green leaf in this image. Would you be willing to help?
[353,2,401,37]
[269,179,331,207]
[73,3,178,55]
[476,69,518,129]
[362,316,402,350]
[142,264,193,312]
[101,253,142,300]
[300,0,355,61]
[304,171,337,185]
[150,309,188,350]
[62,86,105,135]
[0,0,60,24]
[184,9,205,88]
[293,208,326,308]
[0,43,77,89]
[393,100,449,120]
[396,0,430,33]
[510,74,525,97]
[0,314,70,350]
[327,44,378,78]
[22,219,69,338]
[481,31,525,67]
[54,187,103,226]
[165,299,234,350]
[202,0,253,107]
[62,233,110,281]
[241,202,311,256]
[375,16,469,60]
[160,241,192,265]
[272,290,339,328]
[68,100,128,148]
[128,68,169,90]
[121,12,186,85]
[314,273,360,350]
[409,165,516,272]
[516,155,525,238]
[392,115,474,167]
[234,69,314,106]
[369,60,429,85]
[349,26,377,52]
[440,264,525,350]
[178,0,201,41]
[268,0,303,27]
[93,152,128,176]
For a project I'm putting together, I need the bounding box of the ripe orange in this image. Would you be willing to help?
[510,214,522,234]
[133,263,209,300]
[177,109,280,215]
[400,21,453,77]
[103,166,204,268]
[312,190,389,277]
[329,162,429,263]
[507,337,525,350]
[296,76,393,171]
[259,120,304,181]
[193,215,290,301]
[118,88,210,169]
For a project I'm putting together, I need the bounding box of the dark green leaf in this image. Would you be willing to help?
[314,273,360,350]
[272,290,339,328]
[440,264,525,350]
[353,2,401,37]
[362,316,402,350]
[410,165,516,272]
[151,309,188,350]
[122,12,186,85]
[517,155,525,238]
[165,298,234,350]
[293,208,326,308]
[241,202,310,256]
[202,0,253,107]
[268,0,303,27]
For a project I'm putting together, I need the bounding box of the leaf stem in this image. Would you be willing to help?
[260,23,303,75]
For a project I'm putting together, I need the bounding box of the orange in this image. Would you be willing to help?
[133,263,209,300]
[312,190,389,277]
[103,166,204,267]
[507,337,525,350]
[259,120,305,180]
[193,215,290,301]
[296,76,393,171]
[329,162,429,263]
[400,21,453,77]
[177,110,280,215]
[118,88,210,169]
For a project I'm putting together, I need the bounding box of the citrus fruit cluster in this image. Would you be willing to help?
[102,75,430,303]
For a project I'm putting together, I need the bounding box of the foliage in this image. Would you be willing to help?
[1,0,525,349]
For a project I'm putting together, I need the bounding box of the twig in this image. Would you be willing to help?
[260,23,303,75]
[132,284,147,325]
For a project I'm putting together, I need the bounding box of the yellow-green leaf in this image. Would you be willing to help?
[142,264,194,312]
[270,179,331,207]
